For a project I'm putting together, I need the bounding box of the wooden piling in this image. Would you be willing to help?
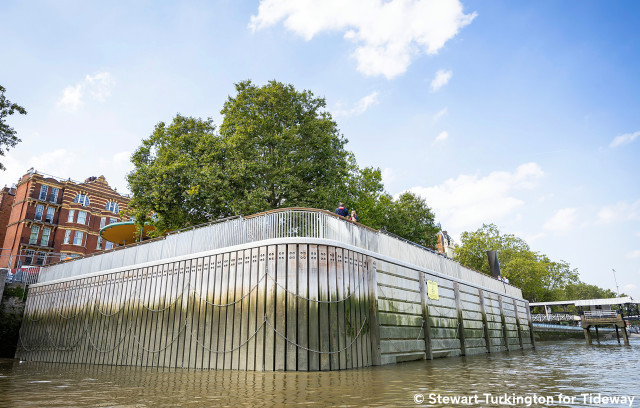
[418,272,433,360]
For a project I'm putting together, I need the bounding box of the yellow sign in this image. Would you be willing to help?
[427,280,439,300]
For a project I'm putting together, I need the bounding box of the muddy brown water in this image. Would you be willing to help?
[1,337,638,407]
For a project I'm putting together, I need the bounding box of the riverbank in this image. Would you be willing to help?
[0,285,25,358]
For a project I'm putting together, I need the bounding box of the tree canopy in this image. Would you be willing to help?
[0,85,27,171]
[127,80,440,248]
[454,223,616,302]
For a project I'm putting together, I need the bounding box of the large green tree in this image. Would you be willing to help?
[128,80,351,232]
[128,80,441,247]
[455,224,579,301]
[0,85,27,171]
[219,80,350,214]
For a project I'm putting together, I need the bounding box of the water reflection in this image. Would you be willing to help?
[1,337,638,407]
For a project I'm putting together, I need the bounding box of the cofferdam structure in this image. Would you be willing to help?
[16,208,534,371]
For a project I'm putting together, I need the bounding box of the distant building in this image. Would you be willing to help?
[0,169,131,269]
[436,230,455,258]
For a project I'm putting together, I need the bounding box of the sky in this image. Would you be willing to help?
[1,0,639,299]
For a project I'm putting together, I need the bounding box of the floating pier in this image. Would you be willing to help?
[16,208,533,370]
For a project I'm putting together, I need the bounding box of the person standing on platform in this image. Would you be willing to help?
[350,210,359,223]
[335,202,348,217]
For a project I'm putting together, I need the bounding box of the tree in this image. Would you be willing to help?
[219,80,350,215]
[0,85,27,171]
[454,224,579,301]
[128,80,352,232]
[127,115,228,232]
[383,192,439,248]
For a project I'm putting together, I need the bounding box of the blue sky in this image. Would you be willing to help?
[1,0,638,298]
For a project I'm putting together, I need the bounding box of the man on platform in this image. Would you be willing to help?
[335,202,348,217]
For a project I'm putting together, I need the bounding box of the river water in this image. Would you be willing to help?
[1,336,638,407]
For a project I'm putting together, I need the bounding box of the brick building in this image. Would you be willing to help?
[0,186,17,254]
[0,169,131,269]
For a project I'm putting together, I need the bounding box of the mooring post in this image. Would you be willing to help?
[512,299,524,350]
[478,289,491,353]
[584,326,592,345]
[595,326,600,345]
[498,296,509,351]
[621,324,630,346]
[367,258,382,365]
[615,325,621,344]
[453,282,467,356]
[418,272,433,360]
[525,301,536,349]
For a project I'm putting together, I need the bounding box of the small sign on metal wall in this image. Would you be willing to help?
[427,280,439,300]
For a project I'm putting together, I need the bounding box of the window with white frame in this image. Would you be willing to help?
[45,207,55,223]
[35,251,46,265]
[105,241,113,250]
[39,185,48,200]
[74,194,90,207]
[50,187,59,203]
[105,201,119,214]
[96,236,103,249]
[77,210,87,225]
[64,229,71,244]
[110,217,118,225]
[24,249,35,265]
[100,217,106,229]
[73,231,84,246]
[29,225,40,244]
[67,209,75,223]
[40,227,51,246]
[35,204,44,221]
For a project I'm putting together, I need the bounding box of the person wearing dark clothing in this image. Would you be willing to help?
[350,210,359,223]
[335,203,348,217]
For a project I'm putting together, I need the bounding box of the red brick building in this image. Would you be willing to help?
[0,186,17,254]
[0,169,131,268]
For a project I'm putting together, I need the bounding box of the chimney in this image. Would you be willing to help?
[486,250,501,278]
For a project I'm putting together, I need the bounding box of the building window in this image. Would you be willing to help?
[110,217,118,225]
[96,236,103,249]
[39,185,48,200]
[74,194,90,207]
[24,249,35,265]
[34,204,44,221]
[40,227,51,246]
[105,241,113,250]
[29,225,40,244]
[64,229,71,244]
[67,209,75,223]
[100,217,106,229]
[50,187,59,203]
[77,210,87,225]
[45,207,55,223]
[105,201,119,214]
[35,252,46,265]
[73,231,84,246]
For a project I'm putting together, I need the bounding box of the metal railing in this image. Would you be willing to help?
[583,310,618,319]
[531,313,580,322]
[36,208,523,297]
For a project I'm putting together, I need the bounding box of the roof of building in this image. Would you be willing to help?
[530,296,636,307]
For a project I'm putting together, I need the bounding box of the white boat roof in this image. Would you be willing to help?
[530,297,636,307]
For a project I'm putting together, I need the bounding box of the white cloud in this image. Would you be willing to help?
[250,0,476,79]
[430,69,453,92]
[433,107,448,122]
[543,208,578,234]
[597,200,640,224]
[382,167,395,185]
[626,250,640,259]
[57,72,115,111]
[434,130,449,143]
[610,131,639,148]
[406,162,544,234]
[334,91,379,117]
[58,84,84,111]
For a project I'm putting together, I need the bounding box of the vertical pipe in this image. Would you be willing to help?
[418,272,434,360]
[453,282,466,356]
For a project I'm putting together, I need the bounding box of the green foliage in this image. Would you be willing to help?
[2,285,27,299]
[219,80,350,215]
[454,224,579,302]
[561,281,618,300]
[127,80,441,247]
[0,85,27,171]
